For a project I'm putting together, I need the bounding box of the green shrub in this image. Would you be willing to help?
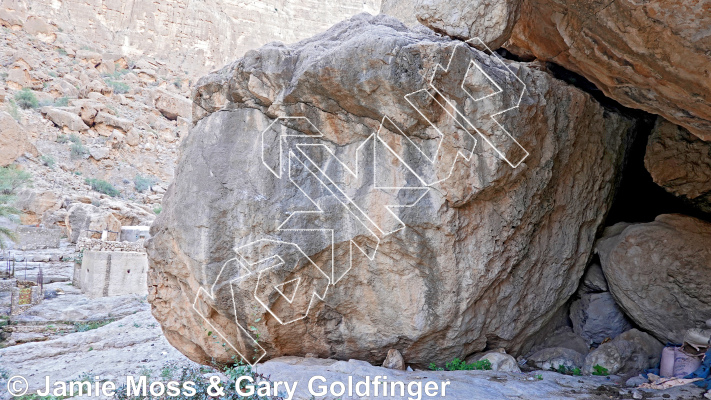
[104,68,129,80]
[429,358,492,371]
[74,319,113,332]
[592,364,609,376]
[153,206,162,215]
[0,166,31,249]
[68,134,82,145]
[14,88,39,109]
[104,79,130,94]
[56,134,69,144]
[39,96,70,108]
[553,365,582,376]
[0,166,32,196]
[70,143,89,159]
[40,155,56,169]
[134,174,157,193]
[57,48,67,56]
[6,99,20,121]
[85,178,120,197]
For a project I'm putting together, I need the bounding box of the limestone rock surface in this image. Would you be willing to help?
[596,215,711,344]
[508,0,711,141]
[645,118,711,214]
[0,311,198,397]
[0,111,36,166]
[147,14,636,366]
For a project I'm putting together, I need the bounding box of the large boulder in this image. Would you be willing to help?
[0,111,37,166]
[645,118,711,214]
[147,14,637,366]
[508,0,711,141]
[596,215,711,344]
[582,329,663,376]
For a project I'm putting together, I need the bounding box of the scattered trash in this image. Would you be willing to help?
[638,377,703,390]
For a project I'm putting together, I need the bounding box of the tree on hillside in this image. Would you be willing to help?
[0,166,32,249]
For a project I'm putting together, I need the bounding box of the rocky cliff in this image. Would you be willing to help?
[1,0,380,76]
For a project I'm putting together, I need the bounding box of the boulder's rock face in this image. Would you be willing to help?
[384,0,521,48]
[597,215,711,344]
[147,14,637,366]
[0,111,36,166]
[645,118,711,214]
[582,329,663,376]
[570,292,632,346]
[508,0,711,141]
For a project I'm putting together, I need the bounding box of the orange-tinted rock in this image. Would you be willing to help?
[509,0,711,141]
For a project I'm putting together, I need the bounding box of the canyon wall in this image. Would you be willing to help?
[1,0,381,75]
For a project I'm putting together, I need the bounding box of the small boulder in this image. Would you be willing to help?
[570,292,632,346]
[381,349,405,370]
[583,329,664,376]
[41,107,89,132]
[89,146,110,161]
[152,89,191,121]
[94,112,132,132]
[579,263,608,293]
[126,128,141,146]
[468,350,521,373]
[527,347,585,371]
[75,50,103,67]
[626,375,648,387]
